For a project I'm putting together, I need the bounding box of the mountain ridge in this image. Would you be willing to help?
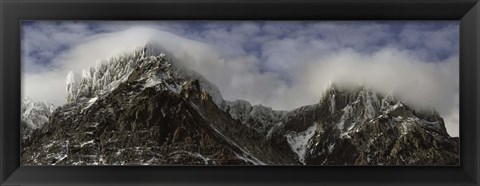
[21,44,459,165]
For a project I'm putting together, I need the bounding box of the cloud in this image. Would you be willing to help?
[22,26,154,105]
[21,21,459,136]
[23,70,67,105]
[298,48,458,114]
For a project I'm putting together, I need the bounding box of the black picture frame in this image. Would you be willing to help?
[1,0,479,185]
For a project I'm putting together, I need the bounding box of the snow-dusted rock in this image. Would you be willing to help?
[21,97,56,140]
[65,45,225,108]
[21,42,458,166]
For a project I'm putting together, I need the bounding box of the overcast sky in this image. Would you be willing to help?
[21,21,459,136]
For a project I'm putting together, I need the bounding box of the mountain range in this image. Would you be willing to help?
[21,43,459,165]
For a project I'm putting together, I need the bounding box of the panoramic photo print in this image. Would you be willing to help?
[21,21,459,165]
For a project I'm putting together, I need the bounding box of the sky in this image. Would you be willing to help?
[21,21,459,136]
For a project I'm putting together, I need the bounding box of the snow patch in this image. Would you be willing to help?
[186,151,212,165]
[88,97,98,103]
[285,123,317,164]
[144,76,163,87]
[52,154,68,165]
[400,122,410,135]
[362,90,378,119]
[328,143,335,153]
[337,105,353,131]
[329,94,336,114]
[80,140,94,148]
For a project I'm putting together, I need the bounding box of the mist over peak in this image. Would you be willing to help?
[22,22,459,136]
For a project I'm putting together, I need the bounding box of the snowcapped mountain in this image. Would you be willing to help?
[21,43,459,165]
[21,97,56,141]
[282,85,458,165]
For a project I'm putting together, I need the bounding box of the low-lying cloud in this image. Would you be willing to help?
[22,22,459,136]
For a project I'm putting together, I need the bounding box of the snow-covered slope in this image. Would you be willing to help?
[21,97,56,140]
[285,122,317,164]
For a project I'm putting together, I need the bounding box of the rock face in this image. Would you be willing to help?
[21,45,459,165]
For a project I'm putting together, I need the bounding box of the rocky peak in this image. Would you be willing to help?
[64,43,225,106]
[290,83,456,165]
[21,97,56,141]
[65,48,154,103]
[21,97,56,128]
[317,84,448,135]
[321,85,383,115]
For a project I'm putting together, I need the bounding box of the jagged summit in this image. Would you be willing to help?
[65,44,224,106]
[321,84,385,116]
[318,83,447,135]
[66,48,151,103]
[65,41,174,104]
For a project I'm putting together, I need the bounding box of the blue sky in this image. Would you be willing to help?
[22,21,458,72]
[21,21,459,136]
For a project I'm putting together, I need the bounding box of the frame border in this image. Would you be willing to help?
[1,0,479,185]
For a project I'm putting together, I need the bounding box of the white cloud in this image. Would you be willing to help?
[298,48,458,114]
[23,71,67,105]
[21,22,459,136]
